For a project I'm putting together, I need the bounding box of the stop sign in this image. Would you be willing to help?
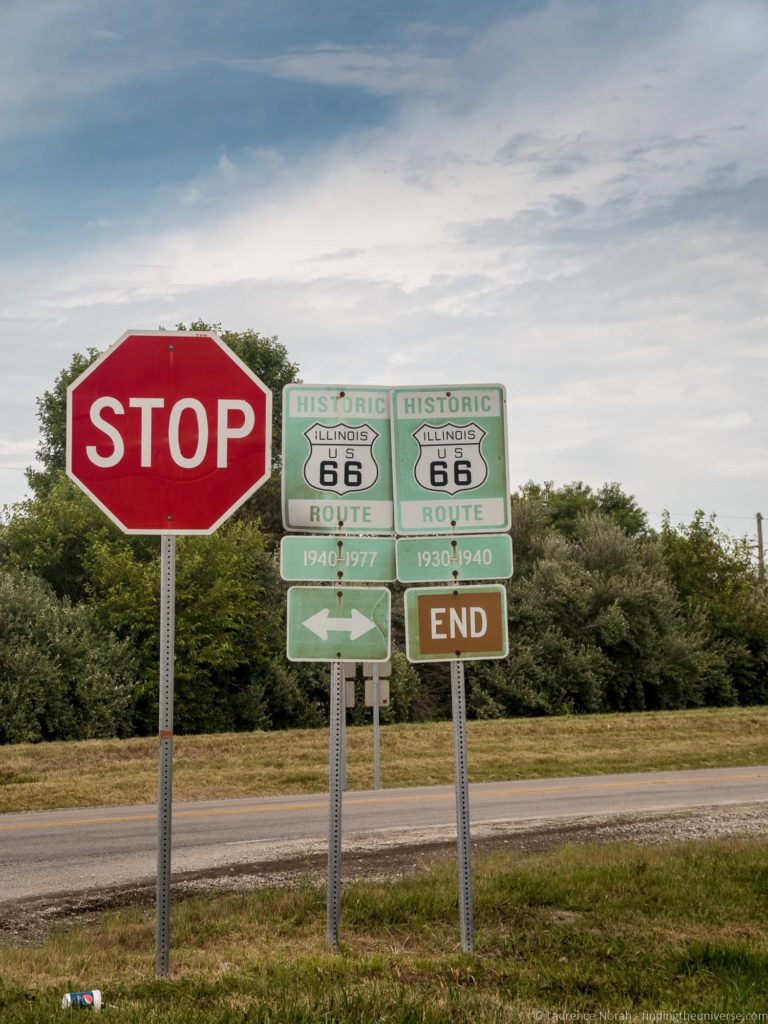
[66,331,272,534]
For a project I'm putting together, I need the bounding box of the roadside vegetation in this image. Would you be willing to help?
[2,707,766,814]
[1,322,767,745]
[1,839,767,1021]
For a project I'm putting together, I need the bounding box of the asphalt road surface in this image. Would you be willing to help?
[2,765,766,904]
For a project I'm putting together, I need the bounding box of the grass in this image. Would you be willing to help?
[1,839,767,1021]
[1,707,767,814]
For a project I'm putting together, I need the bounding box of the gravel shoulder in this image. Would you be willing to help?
[3,802,767,947]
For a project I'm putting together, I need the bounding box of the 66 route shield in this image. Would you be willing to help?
[303,423,379,495]
[412,422,488,495]
[67,331,272,534]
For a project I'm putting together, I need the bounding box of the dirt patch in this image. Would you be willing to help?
[2,802,766,946]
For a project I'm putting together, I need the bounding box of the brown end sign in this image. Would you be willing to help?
[416,588,506,657]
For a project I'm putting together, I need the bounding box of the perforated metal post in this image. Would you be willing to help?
[372,663,381,790]
[451,659,474,952]
[341,697,347,791]
[155,535,176,978]
[327,660,344,947]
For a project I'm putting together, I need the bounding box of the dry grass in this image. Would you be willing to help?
[1,706,767,814]
[2,839,768,1021]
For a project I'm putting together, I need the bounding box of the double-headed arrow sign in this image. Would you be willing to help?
[287,586,391,662]
[303,607,377,641]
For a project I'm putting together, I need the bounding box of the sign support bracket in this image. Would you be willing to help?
[156,535,176,978]
[451,659,474,953]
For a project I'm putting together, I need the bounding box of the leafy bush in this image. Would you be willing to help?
[0,568,137,743]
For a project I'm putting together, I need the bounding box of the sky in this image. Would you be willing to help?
[1,0,766,542]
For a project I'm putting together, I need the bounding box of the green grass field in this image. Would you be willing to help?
[1,840,767,1022]
[2,706,767,814]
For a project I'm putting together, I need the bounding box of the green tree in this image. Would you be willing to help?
[514,480,648,544]
[0,567,137,744]
[7,322,300,599]
[0,325,313,737]
[471,515,725,717]
[82,518,325,734]
[26,349,99,497]
[660,512,768,705]
[2,475,127,601]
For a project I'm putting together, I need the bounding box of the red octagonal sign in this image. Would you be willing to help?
[67,331,272,534]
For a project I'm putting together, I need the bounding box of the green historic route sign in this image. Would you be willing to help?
[404,584,508,663]
[282,384,393,534]
[281,535,396,583]
[396,533,513,583]
[287,586,391,662]
[391,384,511,535]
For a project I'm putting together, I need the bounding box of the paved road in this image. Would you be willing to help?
[2,765,766,902]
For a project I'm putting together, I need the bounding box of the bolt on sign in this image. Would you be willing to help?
[404,585,508,662]
[390,384,510,536]
[282,384,393,534]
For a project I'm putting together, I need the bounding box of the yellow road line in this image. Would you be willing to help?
[0,771,765,833]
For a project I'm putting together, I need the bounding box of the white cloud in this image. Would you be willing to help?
[226,44,450,96]
[217,151,236,176]
[1,0,767,524]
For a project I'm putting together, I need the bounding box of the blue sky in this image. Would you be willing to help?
[1,0,767,542]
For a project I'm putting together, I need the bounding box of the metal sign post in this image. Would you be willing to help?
[372,663,381,790]
[451,659,474,953]
[155,535,176,978]
[341,700,348,791]
[327,660,344,947]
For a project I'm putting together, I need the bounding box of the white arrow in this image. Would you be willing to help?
[302,607,377,641]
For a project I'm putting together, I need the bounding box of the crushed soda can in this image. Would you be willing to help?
[61,990,102,1012]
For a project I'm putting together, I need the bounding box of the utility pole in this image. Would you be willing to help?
[757,513,765,583]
